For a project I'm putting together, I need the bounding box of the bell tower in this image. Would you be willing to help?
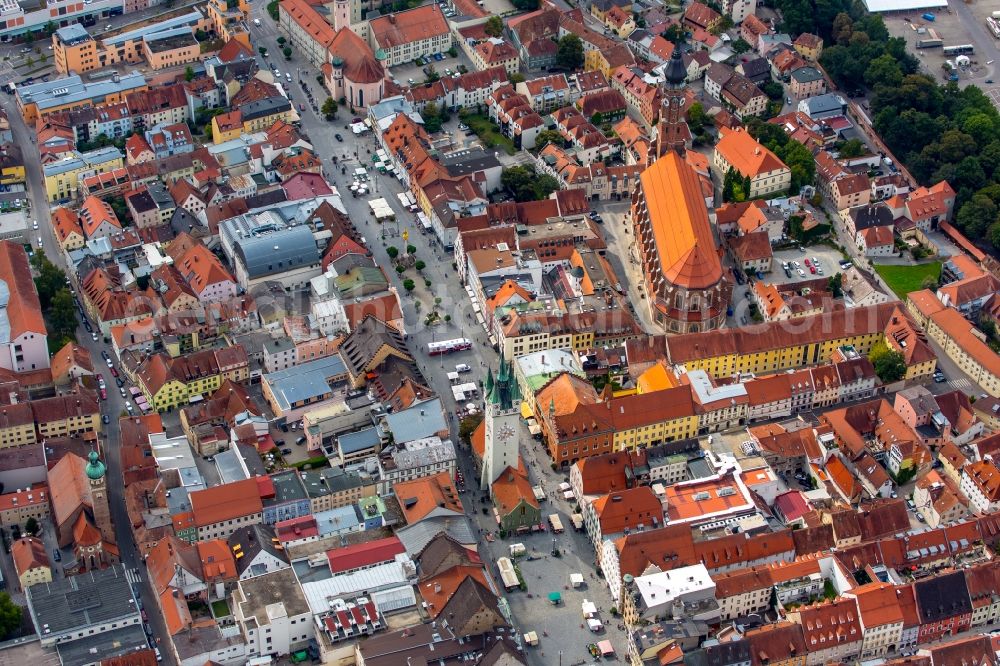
[334,0,351,31]
[480,359,522,491]
[656,48,690,158]
[85,450,114,544]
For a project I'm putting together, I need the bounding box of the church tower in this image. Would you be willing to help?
[333,0,351,32]
[655,48,690,158]
[85,450,114,545]
[480,359,522,491]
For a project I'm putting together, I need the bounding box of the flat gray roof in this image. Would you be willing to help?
[263,354,346,412]
[27,565,139,639]
[20,72,146,112]
[57,624,148,666]
[104,10,203,46]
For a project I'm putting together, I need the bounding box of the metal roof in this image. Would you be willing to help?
[20,72,146,111]
[26,565,140,640]
[263,354,346,411]
[234,224,319,279]
[338,426,381,454]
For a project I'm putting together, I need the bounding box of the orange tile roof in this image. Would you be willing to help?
[51,207,83,243]
[713,566,773,598]
[393,471,464,524]
[0,241,45,339]
[639,151,723,290]
[849,582,904,628]
[930,307,1000,377]
[419,564,489,617]
[0,485,48,513]
[177,242,235,296]
[189,478,263,527]
[370,4,448,48]
[49,453,100,532]
[160,587,193,635]
[491,465,538,517]
[795,597,862,649]
[716,126,788,179]
[147,535,202,594]
[79,195,122,238]
[592,485,661,534]
[661,470,749,523]
[965,459,1000,502]
[197,539,238,581]
[50,342,93,381]
[907,289,944,319]
[826,456,861,502]
[11,537,48,577]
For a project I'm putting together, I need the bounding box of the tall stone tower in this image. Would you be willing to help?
[480,359,522,491]
[655,48,690,158]
[85,450,114,544]
[333,0,351,32]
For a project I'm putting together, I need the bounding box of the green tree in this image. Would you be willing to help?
[321,97,338,120]
[0,592,21,638]
[425,64,440,83]
[423,101,443,133]
[510,72,525,84]
[414,260,426,271]
[957,193,998,239]
[258,46,268,57]
[484,16,504,37]
[534,129,564,150]
[838,138,866,158]
[511,0,538,10]
[662,24,685,44]
[556,34,584,71]
[687,102,708,133]
[31,251,65,309]
[731,38,751,54]
[864,54,902,89]
[386,246,399,259]
[868,340,906,383]
[828,273,844,298]
[762,81,784,101]
[184,66,195,82]
[459,412,485,443]
[403,279,415,291]
[49,289,77,339]
[282,46,292,60]
[276,36,286,45]
[23,517,37,536]
[501,165,559,202]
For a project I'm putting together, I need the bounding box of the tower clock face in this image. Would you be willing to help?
[497,424,515,442]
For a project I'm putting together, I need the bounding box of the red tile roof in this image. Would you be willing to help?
[328,536,405,573]
[189,478,263,527]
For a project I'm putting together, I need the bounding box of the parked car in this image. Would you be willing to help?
[102,414,110,424]
[335,133,344,141]
[296,437,306,445]
[281,448,292,455]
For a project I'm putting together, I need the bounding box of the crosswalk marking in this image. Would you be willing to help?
[949,378,973,392]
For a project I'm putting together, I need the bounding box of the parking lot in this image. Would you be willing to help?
[883,8,1000,97]
[389,48,476,90]
[770,245,846,286]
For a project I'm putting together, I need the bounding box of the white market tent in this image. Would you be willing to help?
[368,198,395,220]
[862,0,945,11]
[570,573,584,587]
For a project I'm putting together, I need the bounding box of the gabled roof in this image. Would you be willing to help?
[327,536,404,573]
[146,535,202,594]
[394,471,463,524]
[0,241,46,339]
[11,537,49,577]
[638,151,722,290]
[189,478,263,527]
[716,126,787,178]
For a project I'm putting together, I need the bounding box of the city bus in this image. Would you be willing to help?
[943,44,975,55]
[427,338,473,356]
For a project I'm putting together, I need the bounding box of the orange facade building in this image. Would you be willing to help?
[631,152,730,333]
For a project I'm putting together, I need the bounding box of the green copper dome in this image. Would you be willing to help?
[85,450,106,480]
[374,48,388,61]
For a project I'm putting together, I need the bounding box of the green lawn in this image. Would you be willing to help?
[459,113,516,155]
[211,599,230,617]
[873,262,942,298]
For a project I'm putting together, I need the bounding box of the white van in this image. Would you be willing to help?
[455,363,471,373]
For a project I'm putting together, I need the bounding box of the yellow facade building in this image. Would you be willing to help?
[43,147,124,203]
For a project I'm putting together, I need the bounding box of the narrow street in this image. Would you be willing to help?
[0,92,175,665]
